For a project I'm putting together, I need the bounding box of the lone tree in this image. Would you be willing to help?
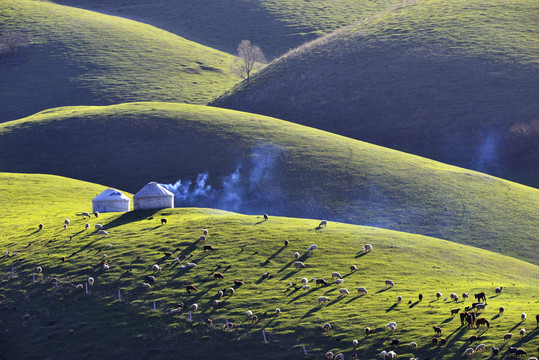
[231,40,266,86]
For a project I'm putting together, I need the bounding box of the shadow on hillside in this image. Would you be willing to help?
[253,219,267,225]
[409,301,420,308]
[442,316,455,324]
[342,272,355,279]
[490,313,501,321]
[386,303,398,312]
[354,252,367,258]
[287,287,321,304]
[104,210,161,230]
[268,246,285,261]
[375,287,391,294]
[345,294,365,304]
[279,269,301,281]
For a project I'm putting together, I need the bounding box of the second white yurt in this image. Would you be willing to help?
[92,189,130,213]
[133,182,174,210]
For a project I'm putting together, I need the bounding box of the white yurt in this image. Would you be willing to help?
[133,182,174,210]
[92,189,130,213]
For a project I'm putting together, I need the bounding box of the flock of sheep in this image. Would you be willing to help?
[26,214,539,359]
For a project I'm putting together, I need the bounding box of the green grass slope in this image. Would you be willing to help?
[211,0,539,187]
[0,0,237,123]
[0,173,538,359]
[52,0,409,59]
[0,103,538,265]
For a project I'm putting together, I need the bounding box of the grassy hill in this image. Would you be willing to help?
[0,0,237,123]
[0,173,538,359]
[0,103,538,265]
[211,0,539,187]
[52,0,409,59]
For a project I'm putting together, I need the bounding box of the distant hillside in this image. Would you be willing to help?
[0,0,237,122]
[0,173,537,359]
[211,0,539,187]
[53,0,408,59]
[1,103,538,265]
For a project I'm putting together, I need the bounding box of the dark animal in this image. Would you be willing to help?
[495,286,503,294]
[164,251,172,257]
[148,217,153,220]
[390,339,400,347]
[284,240,289,247]
[536,314,539,327]
[433,326,442,335]
[205,318,213,326]
[469,335,479,343]
[251,315,259,324]
[504,333,513,341]
[94,211,99,217]
[492,346,499,355]
[451,308,460,316]
[460,312,468,325]
[515,348,527,357]
[38,223,43,230]
[146,275,155,282]
[203,245,214,251]
[186,284,197,293]
[508,346,518,354]
[198,235,206,242]
[474,292,486,303]
[463,292,469,300]
[476,317,490,329]
[213,272,224,280]
[432,337,438,346]
[261,272,270,279]
[316,278,328,286]
[263,214,269,220]
[161,218,167,225]
[61,256,66,262]
[419,293,424,301]
[350,265,358,272]
[233,279,244,287]
[439,338,446,346]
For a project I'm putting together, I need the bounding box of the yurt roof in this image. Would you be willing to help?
[134,182,174,198]
[92,188,130,202]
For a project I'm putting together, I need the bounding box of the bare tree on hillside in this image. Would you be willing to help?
[231,40,267,86]
[0,32,30,58]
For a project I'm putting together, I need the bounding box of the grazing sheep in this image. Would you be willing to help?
[386,351,396,360]
[451,308,460,316]
[319,220,328,227]
[515,349,527,357]
[436,291,442,299]
[318,296,330,305]
[142,282,151,288]
[464,348,474,356]
[302,285,310,291]
[63,224,67,230]
[463,292,470,300]
[284,240,289,247]
[432,337,438,346]
[350,265,358,272]
[520,328,526,336]
[390,339,400,347]
[469,335,479,343]
[36,266,42,273]
[164,251,172,257]
[213,272,224,280]
[335,279,344,285]
[301,278,308,284]
[419,293,424,301]
[84,223,89,229]
[385,279,394,287]
[333,354,344,360]
[94,224,104,230]
[322,323,332,332]
[234,279,244,287]
[353,339,358,348]
[307,244,318,251]
[325,352,334,360]
[476,318,490,329]
[294,261,305,269]
[102,263,109,270]
[495,286,503,294]
[331,272,342,279]
[387,322,397,332]
[228,287,235,295]
[38,223,43,231]
[186,284,197,293]
[97,230,108,236]
[433,326,442,335]
[440,338,447,346]
[365,327,371,334]
[213,300,221,307]
[397,296,402,303]
[217,290,224,298]
[357,287,368,295]
[160,218,167,225]
[365,244,373,252]
[152,264,161,272]
[197,235,207,243]
[293,252,300,259]
[521,313,527,321]
[475,344,486,352]
[94,211,99,217]
[146,275,155,282]
[503,333,513,341]
[64,219,70,225]
[261,272,270,279]
[251,315,258,324]
[499,306,505,314]
[475,303,487,311]
[75,284,84,291]
[203,245,215,251]
[381,350,387,360]
[263,214,268,220]
[81,212,90,219]
[275,308,281,316]
[316,278,328,286]
[202,229,208,236]
[492,346,499,355]
[191,303,198,311]
[339,288,350,295]
[409,342,417,350]
[88,277,95,285]
[186,262,196,268]
[450,293,458,301]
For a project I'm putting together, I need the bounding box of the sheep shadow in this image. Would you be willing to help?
[490,313,501,321]
[104,210,160,230]
[253,219,267,225]
[345,294,364,304]
[267,246,286,261]
[386,303,398,312]
[300,306,323,319]
[342,272,355,279]
[279,269,301,281]
[442,316,455,324]
[324,287,339,295]
[409,301,420,308]
[287,288,320,304]
[277,259,296,273]
[375,287,391,294]
[354,252,367,259]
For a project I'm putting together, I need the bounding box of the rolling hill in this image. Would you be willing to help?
[211,0,539,187]
[0,173,538,359]
[52,0,409,59]
[0,0,237,123]
[0,103,538,265]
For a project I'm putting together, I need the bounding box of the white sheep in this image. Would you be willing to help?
[36,266,42,273]
[333,354,344,360]
[152,264,161,272]
[64,219,70,225]
[352,339,358,348]
[307,244,318,251]
[95,224,104,230]
[186,263,197,268]
[319,220,327,227]
[213,300,221,307]
[97,230,108,236]
[475,344,485,352]
[365,244,372,252]
[294,252,300,259]
[275,308,281,316]
[521,313,527,321]
[102,263,109,270]
[246,310,253,317]
[88,277,95,285]
[335,279,344,285]
[520,328,526,336]
[339,288,349,295]
[81,212,90,218]
[387,351,396,360]
[381,350,387,359]
[386,322,397,332]
[325,352,334,360]
[294,261,305,269]
[397,295,402,303]
[357,287,368,295]
[409,342,417,350]
[322,323,332,331]
[385,279,394,287]
[436,291,442,299]
[202,229,208,236]
[301,285,310,291]
[450,293,458,300]
[301,278,308,284]
[63,224,67,230]
[331,272,342,279]
[142,282,151,288]
[318,296,330,305]
[475,303,487,311]
[499,306,505,314]
[191,303,198,311]
[464,348,474,356]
